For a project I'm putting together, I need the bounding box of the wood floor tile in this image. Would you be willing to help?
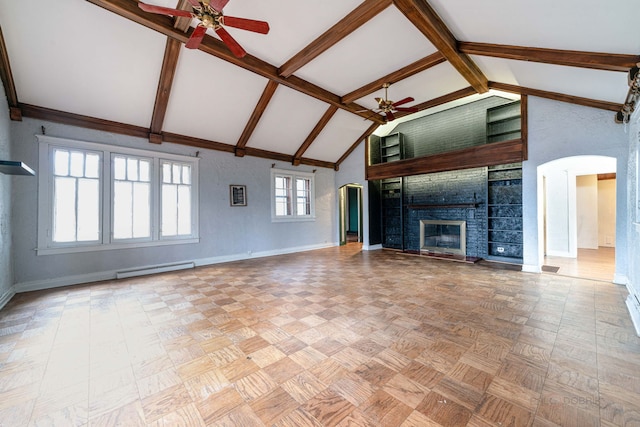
[415,391,473,427]
[249,386,298,425]
[302,388,355,426]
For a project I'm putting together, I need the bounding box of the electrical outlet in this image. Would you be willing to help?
[497,246,505,253]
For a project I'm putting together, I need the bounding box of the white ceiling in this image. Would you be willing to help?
[1,0,638,166]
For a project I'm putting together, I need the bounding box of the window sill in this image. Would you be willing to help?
[271,216,316,223]
[36,238,199,256]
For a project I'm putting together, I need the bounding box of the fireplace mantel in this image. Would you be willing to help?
[408,203,479,209]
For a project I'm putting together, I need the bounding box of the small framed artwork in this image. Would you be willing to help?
[230,185,247,206]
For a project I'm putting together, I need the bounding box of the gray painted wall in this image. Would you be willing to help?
[626,109,640,333]
[0,87,13,304]
[10,118,337,290]
[523,96,629,282]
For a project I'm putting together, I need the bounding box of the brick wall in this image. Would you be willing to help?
[392,97,512,159]
[403,168,488,257]
[375,96,519,257]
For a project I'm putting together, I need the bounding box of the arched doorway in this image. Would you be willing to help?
[538,155,616,281]
[338,184,363,245]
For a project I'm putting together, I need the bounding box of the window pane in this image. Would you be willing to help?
[162,163,171,183]
[77,178,100,241]
[139,160,150,182]
[177,185,191,235]
[127,158,138,181]
[274,175,292,216]
[53,177,76,242]
[133,183,150,238]
[296,178,311,216]
[162,185,177,236]
[172,164,181,184]
[53,149,69,176]
[70,152,84,177]
[114,156,126,180]
[182,165,191,185]
[85,154,100,178]
[113,181,133,239]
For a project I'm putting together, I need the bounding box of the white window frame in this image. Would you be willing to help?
[36,135,199,255]
[270,168,315,222]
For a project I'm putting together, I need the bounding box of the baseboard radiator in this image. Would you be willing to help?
[115,261,195,279]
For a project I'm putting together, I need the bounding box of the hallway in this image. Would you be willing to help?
[544,247,616,282]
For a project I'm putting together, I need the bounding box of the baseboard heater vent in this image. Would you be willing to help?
[116,262,195,279]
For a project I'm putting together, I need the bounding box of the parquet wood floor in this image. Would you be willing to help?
[1,244,639,426]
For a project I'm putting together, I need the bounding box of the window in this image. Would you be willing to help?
[112,155,151,241]
[52,148,101,243]
[37,135,199,254]
[161,161,192,238]
[271,169,315,221]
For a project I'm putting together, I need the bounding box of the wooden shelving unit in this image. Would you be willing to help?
[487,102,521,144]
[380,133,404,249]
[487,163,523,263]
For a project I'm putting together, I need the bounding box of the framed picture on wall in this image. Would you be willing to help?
[230,185,247,206]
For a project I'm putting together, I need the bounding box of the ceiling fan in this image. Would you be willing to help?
[138,0,269,58]
[370,83,419,122]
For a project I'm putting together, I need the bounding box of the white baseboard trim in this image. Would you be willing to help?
[613,273,629,286]
[194,242,337,268]
[625,294,640,337]
[0,287,15,310]
[15,270,117,293]
[363,244,382,251]
[13,242,339,293]
[521,264,542,273]
[545,250,574,258]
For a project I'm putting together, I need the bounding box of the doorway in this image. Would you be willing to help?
[339,184,363,245]
[539,156,616,281]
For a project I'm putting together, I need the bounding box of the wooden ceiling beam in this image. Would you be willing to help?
[393,0,488,93]
[149,38,182,144]
[489,81,623,112]
[84,0,384,124]
[20,103,150,139]
[278,0,393,78]
[341,52,446,104]
[459,42,640,72]
[235,80,279,157]
[293,106,338,166]
[148,0,193,144]
[19,102,338,169]
[0,26,21,121]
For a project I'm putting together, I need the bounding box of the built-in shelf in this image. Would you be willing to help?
[487,163,522,262]
[0,160,35,176]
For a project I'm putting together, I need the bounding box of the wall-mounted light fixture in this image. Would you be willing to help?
[615,63,640,124]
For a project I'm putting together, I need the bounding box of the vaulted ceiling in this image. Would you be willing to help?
[1,0,638,170]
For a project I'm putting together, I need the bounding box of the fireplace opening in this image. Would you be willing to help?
[420,220,466,256]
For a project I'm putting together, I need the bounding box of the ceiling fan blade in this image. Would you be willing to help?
[395,107,419,113]
[222,16,270,34]
[138,2,193,17]
[208,0,230,12]
[392,97,415,107]
[185,25,207,49]
[385,111,395,121]
[215,26,247,58]
[186,0,200,8]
